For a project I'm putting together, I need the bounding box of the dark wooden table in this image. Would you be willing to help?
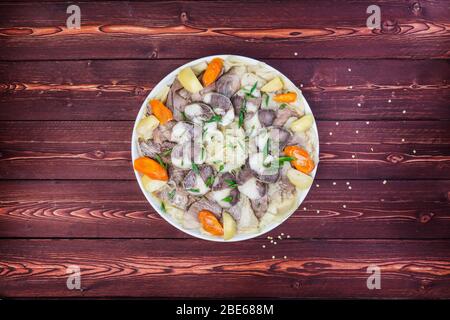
[0,1,449,299]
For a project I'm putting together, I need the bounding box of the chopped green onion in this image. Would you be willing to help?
[154,154,167,169]
[265,94,270,107]
[206,175,215,188]
[238,111,244,128]
[188,188,200,193]
[277,156,294,166]
[201,146,205,160]
[161,148,172,157]
[192,163,200,175]
[205,114,222,123]
[279,103,288,109]
[168,189,176,200]
[238,98,247,128]
[225,179,237,188]
[249,81,258,95]
[219,164,225,172]
[160,201,167,213]
[181,111,188,121]
[264,156,295,169]
[222,196,233,203]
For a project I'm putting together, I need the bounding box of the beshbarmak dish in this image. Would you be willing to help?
[132,55,319,241]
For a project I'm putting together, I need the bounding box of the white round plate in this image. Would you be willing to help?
[131,55,319,242]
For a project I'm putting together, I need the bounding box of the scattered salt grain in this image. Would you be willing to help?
[388,99,392,103]
[343,204,347,208]
[262,245,266,248]
[333,182,336,185]
[352,155,356,159]
[283,256,287,259]
[316,210,320,214]
[413,149,417,154]
[370,147,374,152]
[287,235,291,238]
[272,256,275,259]
[366,121,370,125]
[402,110,406,114]
[349,85,353,89]
[294,52,298,56]
[273,241,277,245]
[316,184,320,188]
[401,138,405,142]
[346,182,350,185]
[355,130,359,134]
[281,233,285,236]
[357,103,361,107]
[348,68,352,72]
[348,186,352,190]
[303,207,307,211]
[329,132,333,136]
[383,180,387,185]
[336,122,339,126]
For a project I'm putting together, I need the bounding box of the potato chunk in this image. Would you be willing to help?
[286,168,313,190]
[223,212,237,240]
[260,77,283,92]
[141,174,167,193]
[290,114,314,133]
[177,67,203,93]
[136,115,159,140]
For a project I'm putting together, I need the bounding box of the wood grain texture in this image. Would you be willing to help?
[1,59,449,121]
[0,1,449,60]
[1,239,449,298]
[0,180,448,239]
[0,121,448,180]
[0,0,449,300]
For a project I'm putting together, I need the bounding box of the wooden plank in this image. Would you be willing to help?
[0,239,449,298]
[0,180,448,239]
[0,121,448,180]
[0,1,449,60]
[1,59,449,120]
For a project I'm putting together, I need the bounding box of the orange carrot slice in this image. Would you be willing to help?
[198,210,224,236]
[134,157,168,181]
[274,92,297,103]
[150,99,173,125]
[202,58,224,87]
[284,145,315,174]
